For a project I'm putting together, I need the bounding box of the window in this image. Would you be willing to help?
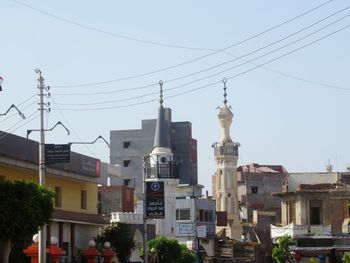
[310,200,322,225]
[55,186,62,207]
[124,179,131,186]
[251,186,258,194]
[176,209,190,220]
[0,175,5,182]
[123,141,130,149]
[81,190,87,210]
[123,160,131,167]
[198,209,214,222]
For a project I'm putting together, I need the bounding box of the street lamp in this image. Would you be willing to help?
[27,121,70,139]
[68,135,110,148]
[0,104,26,119]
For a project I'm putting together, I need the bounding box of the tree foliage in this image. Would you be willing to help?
[95,222,135,263]
[0,180,54,263]
[0,180,54,239]
[272,235,296,263]
[343,252,350,263]
[147,236,195,263]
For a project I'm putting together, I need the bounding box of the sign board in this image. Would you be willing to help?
[179,223,194,235]
[216,211,228,226]
[45,144,71,164]
[146,181,165,218]
[197,225,207,238]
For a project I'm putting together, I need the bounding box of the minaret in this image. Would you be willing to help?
[144,80,179,237]
[213,78,242,239]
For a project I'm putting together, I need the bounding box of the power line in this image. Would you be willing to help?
[34,0,334,88]
[13,0,214,52]
[53,14,350,106]
[53,23,350,111]
[0,111,39,140]
[50,96,99,158]
[0,94,37,123]
[52,5,349,98]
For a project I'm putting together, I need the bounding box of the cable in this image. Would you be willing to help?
[13,0,214,52]
[36,0,335,88]
[166,23,350,99]
[0,94,38,123]
[53,23,350,111]
[0,111,40,140]
[53,14,350,106]
[52,6,350,98]
[50,96,98,158]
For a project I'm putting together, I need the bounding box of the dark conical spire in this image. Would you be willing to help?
[154,80,170,148]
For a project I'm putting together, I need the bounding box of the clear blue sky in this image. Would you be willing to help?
[1,0,349,193]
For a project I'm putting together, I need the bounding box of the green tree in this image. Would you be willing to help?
[272,235,296,263]
[95,222,135,263]
[147,236,195,263]
[343,252,350,263]
[179,244,196,263]
[0,180,54,263]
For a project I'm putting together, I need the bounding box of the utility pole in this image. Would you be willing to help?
[36,68,50,263]
[143,159,148,263]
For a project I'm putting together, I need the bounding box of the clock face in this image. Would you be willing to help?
[160,156,167,163]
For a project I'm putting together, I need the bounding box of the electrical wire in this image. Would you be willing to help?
[0,94,37,123]
[53,14,350,106]
[50,96,98,158]
[13,0,214,52]
[0,111,40,140]
[30,0,334,88]
[52,6,350,98]
[53,23,350,111]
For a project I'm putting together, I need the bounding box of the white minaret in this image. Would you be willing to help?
[213,78,242,239]
[145,80,179,238]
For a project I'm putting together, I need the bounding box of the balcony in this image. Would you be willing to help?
[213,142,239,157]
[143,156,179,179]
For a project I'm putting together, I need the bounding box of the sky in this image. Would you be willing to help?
[1,0,349,193]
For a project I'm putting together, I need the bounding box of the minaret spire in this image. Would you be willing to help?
[159,80,163,106]
[223,77,228,105]
[153,80,169,148]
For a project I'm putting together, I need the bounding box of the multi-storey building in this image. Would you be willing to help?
[237,163,287,224]
[176,184,216,258]
[110,108,197,198]
[0,131,105,262]
[272,171,350,262]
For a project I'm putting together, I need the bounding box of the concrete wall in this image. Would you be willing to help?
[238,171,283,224]
[110,111,198,197]
[1,164,98,214]
[288,173,338,192]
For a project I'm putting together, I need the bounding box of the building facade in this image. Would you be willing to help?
[272,172,350,262]
[175,184,216,258]
[110,108,197,198]
[237,163,287,224]
[0,131,105,262]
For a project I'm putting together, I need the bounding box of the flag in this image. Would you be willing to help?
[0,76,3,91]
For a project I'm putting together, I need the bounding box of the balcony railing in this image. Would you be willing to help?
[143,156,179,179]
[213,142,239,157]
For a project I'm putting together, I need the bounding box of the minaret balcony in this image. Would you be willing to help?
[143,159,179,179]
[212,142,239,157]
